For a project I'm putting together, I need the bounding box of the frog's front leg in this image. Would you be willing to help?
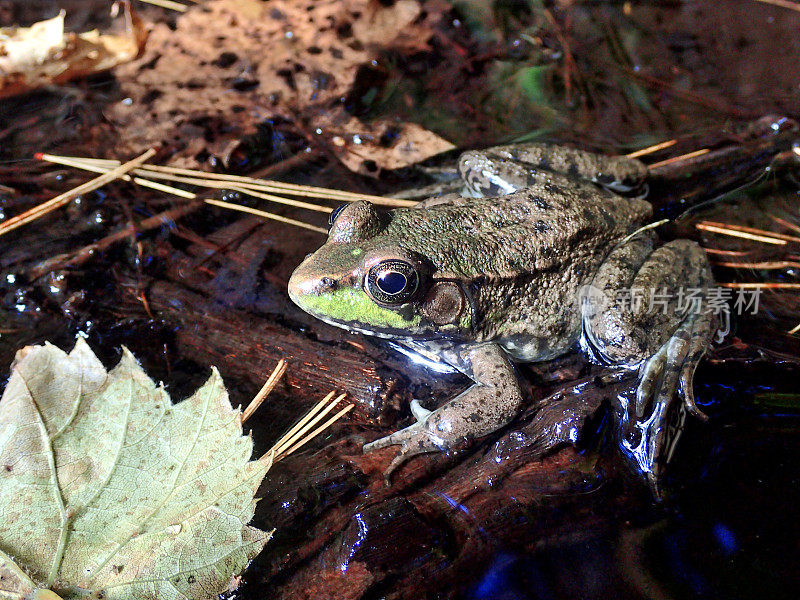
[582,233,716,485]
[363,343,524,477]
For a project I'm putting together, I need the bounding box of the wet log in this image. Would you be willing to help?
[145,278,465,426]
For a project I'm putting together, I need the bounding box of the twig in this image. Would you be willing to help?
[542,8,578,105]
[622,68,753,118]
[249,150,319,179]
[0,149,156,238]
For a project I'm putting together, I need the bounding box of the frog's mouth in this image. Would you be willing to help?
[288,272,426,337]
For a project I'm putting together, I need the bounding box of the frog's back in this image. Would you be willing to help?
[379,183,652,358]
[388,183,651,280]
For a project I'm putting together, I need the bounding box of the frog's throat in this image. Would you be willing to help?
[294,287,423,333]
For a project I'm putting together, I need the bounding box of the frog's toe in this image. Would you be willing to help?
[409,398,433,422]
[363,400,435,453]
[677,311,716,420]
[380,439,438,482]
[636,312,712,418]
[678,350,708,420]
[363,415,441,481]
[636,343,668,417]
[628,313,714,478]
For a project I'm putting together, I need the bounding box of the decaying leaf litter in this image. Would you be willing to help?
[0,4,146,100]
[2,1,800,599]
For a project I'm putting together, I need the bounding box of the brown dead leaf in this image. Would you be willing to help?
[313,113,455,174]
[352,0,422,45]
[0,4,147,100]
[107,0,452,171]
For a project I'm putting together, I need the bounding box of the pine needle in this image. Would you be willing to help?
[696,222,790,245]
[718,282,800,289]
[619,218,669,244]
[276,403,354,461]
[242,359,287,423]
[139,0,188,11]
[269,392,345,457]
[648,148,711,170]
[204,199,327,233]
[625,139,677,159]
[242,364,354,464]
[36,154,333,212]
[702,247,752,257]
[38,153,416,207]
[712,260,800,270]
[753,0,800,14]
[36,153,197,198]
[34,153,329,233]
[0,149,156,238]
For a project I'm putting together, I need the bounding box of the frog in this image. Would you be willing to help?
[288,143,717,486]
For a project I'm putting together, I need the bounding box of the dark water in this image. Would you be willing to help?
[2,1,800,599]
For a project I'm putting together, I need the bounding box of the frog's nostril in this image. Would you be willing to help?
[320,277,337,291]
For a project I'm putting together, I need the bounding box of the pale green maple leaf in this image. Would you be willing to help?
[0,339,272,600]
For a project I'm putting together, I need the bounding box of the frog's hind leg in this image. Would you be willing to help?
[583,235,717,486]
[459,143,648,197]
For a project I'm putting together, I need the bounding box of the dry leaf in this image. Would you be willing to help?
[0,339,271,600]
[0,4,147,100]
[314,114,456,174]
[108,0,452,170]
[351,0,422,46]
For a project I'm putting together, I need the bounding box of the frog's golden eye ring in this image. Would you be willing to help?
[365,259,420,305]
[328,203,348,227]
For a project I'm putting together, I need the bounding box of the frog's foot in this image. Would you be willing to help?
[363,400,441,481]
[625,311,715,484]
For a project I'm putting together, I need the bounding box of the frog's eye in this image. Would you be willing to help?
[328,203,348,227]
[365,259,420,305]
